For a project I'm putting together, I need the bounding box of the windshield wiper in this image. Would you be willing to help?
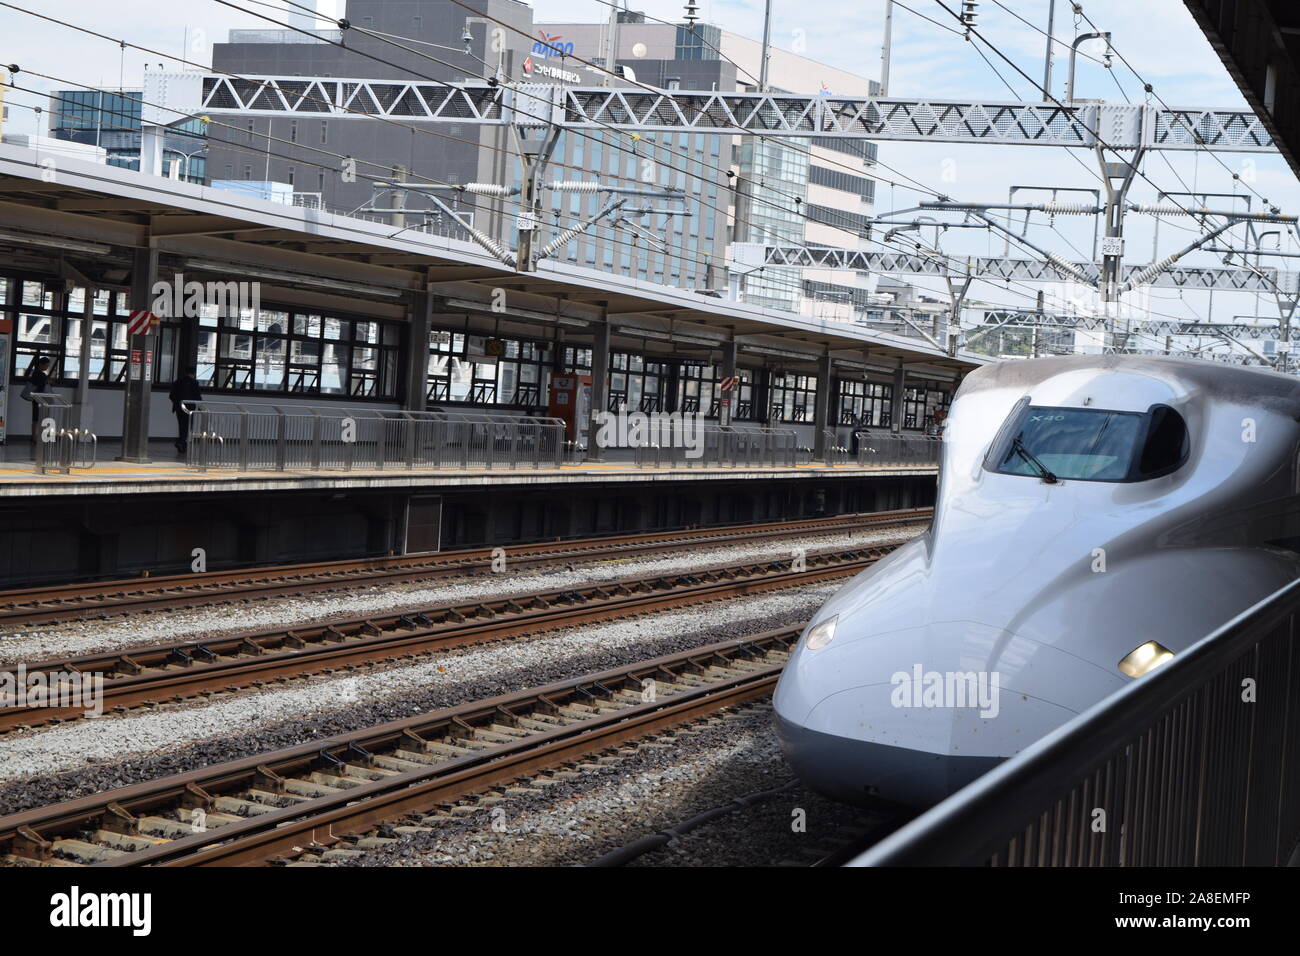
[1012,437,1058,484]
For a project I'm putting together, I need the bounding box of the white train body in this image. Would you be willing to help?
[774,355,1300,806]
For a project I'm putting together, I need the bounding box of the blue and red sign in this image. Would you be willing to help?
[532,31,574,58]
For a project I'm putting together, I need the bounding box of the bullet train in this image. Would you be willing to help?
[774,355,1300,807]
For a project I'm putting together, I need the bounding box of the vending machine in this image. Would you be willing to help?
[547,373,592,444]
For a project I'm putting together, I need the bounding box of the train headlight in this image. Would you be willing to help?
[804,615,838,651]
[1118,640,1174,678]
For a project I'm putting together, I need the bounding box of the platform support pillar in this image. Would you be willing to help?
[813,351,833,461]
[119,246,158,463]
[890,364,907,434]
[75,281,93,428]
[756,367,773,425]
[719,339,737,425]
[404,289,432,412]
[586,317,610,462]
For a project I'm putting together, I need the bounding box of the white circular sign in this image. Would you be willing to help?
[632,42,647,58]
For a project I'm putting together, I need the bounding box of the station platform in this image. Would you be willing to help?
[0,456,936,498]
[0,438,937,588]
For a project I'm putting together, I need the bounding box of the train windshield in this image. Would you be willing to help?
[992,405,1179,482]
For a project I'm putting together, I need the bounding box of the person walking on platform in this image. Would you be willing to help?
[169,366,203,455]
[22,355,51,459]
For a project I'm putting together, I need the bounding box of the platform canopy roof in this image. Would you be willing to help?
[1185,0,1300,179]
[0,143,981,381]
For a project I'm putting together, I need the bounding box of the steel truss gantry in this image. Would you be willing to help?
[149,74,1276,152]
[730,243,1300,293]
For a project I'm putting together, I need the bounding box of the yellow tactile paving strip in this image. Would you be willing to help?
[0,459,934,489]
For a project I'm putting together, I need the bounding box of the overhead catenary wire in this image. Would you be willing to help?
[208,0,1176,315]
[0,1,1279,356]
[198,0,930,279]
[2,71,1241,359]
[927,0,1294,310]
[281,0,1163,307]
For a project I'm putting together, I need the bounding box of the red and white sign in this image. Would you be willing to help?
[128,348,155,382]
[127,310,159,335]
[521,55,579,83]
[719,376,739,392]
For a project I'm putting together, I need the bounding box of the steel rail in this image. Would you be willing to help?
[0,632,798,867]
[0,544,897,731]
[0,509,931,627]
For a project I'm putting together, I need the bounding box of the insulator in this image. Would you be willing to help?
[538,224,589,258]
[1126,253,1181,289]
[550,180,602,193]
[465,223,515,266]
[1045,252,1090,284]
[1132,203,1199,217]
[460,183,512,196]
[1040,202,1095,215]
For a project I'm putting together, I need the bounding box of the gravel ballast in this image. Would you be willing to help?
[338,703,877,867]
[0,524,921,664]
[0,582,842,815]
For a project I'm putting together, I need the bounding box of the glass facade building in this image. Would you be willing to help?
[48,88,208,183]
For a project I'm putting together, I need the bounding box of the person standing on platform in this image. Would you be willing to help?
[169,365,203,455]
[23,355,51,458]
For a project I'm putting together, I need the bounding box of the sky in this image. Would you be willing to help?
[1,0,1296,346]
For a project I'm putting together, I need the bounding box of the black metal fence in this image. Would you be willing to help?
[184,401,566,472]
[855,430,942,468]
[629,423,800,468]
[854,578,1300,866]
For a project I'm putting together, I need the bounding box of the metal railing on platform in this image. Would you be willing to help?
[184,401,566,472]
[822,430,851,465]
[31,393,97,474]
[853,578,1300,867]
[629,423,799,468]
[854,430,942,468]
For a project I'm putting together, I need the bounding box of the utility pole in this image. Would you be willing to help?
[389,164,407,230]
[1042,0,1056,97]
[759,0,773,91]
[1034,289,1045,357]
[604,0,624,86]
[943,275,973,355]
[512,124,562,272]
[1097,147,1143,309]
[880,0,894,96]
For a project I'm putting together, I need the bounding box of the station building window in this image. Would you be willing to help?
[428,330,554,410]
[561,346,593,375]
[496,338,550,407]
[10,278,66,380]
[903,382,951,431]
[768,372,818,423]
[677,361,713,414]
[1,277,176,386]
[197,307,400,399]
[609,352,669,413]
[676,364,757,420]
[837,378,892,428]
[2,270,400,401]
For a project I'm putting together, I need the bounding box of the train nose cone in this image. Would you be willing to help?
[773,620,1095,807]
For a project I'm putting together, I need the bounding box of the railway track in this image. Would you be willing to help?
[0,509,930,628]
[0,544,895,731]
[0,632,798,867]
